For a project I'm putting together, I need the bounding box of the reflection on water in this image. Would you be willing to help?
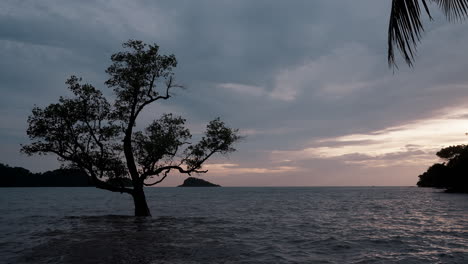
[18,216,246,264]
[1,187,467,263]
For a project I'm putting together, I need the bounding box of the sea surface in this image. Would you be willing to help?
[0,187,467,263]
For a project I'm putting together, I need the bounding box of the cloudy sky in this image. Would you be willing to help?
[2,0,468,186]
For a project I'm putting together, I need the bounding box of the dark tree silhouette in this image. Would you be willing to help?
[417,144,468,192]
[388,0,468,67]
[21,40,241,216]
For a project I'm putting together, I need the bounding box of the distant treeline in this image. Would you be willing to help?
[418,145,468,193]
[0,163,92,187]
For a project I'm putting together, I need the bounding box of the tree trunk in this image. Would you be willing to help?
[132,188,151,216]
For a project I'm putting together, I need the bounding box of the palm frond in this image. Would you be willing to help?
[433,0,468,21]
[388,0,431,67]
[388,0,468,68]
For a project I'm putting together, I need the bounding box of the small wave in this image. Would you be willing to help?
[2,187,467,263]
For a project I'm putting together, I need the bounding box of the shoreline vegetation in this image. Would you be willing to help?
[0,163,91,187]
[417,145,468,193]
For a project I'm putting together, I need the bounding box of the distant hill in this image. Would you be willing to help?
[178,177,220,187]
[0,163,92,187]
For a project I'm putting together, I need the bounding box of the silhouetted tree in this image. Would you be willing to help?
[417,163,450,187]
[388,0,468,67]
[22,40,241,216]
[436,144,468,160]
[418,144,468,192]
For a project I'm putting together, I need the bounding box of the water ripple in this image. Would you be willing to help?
[0,187,467,263]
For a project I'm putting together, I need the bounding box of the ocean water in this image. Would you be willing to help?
[0,187,467,264]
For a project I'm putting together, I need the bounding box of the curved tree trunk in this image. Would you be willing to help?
[132,188,151,216]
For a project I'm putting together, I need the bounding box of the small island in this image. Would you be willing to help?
[178,177,220,187]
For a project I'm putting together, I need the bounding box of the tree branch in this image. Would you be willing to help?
[141,165,208,180]
[143,169,170,186]
[42,147,132,194]
[92,175,133,194]
[134,76,180,117]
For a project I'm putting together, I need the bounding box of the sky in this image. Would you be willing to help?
[2,0,468,186]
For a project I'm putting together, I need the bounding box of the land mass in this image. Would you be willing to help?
[0,163,92,187]
[178,177,220,187]
[417,145,468,193]
[0,163,134,187]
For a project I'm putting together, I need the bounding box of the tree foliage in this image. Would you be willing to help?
[436,144,468,160]
[22,76,127,192]
[105,40,178,123]
[417,144,468,192]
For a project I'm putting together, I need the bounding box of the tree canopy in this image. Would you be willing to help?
[417,144,468,192]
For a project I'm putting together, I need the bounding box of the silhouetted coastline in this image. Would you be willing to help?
[0,163,91,187]
[417,145,468,193]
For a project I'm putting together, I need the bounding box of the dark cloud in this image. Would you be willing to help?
[1,0,468,186]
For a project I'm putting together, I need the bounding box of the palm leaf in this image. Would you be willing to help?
[433,0,468,21]
[388,0,468,68]
[388,0,432,67]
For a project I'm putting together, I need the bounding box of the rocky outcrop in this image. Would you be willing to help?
[178,177,220,187]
